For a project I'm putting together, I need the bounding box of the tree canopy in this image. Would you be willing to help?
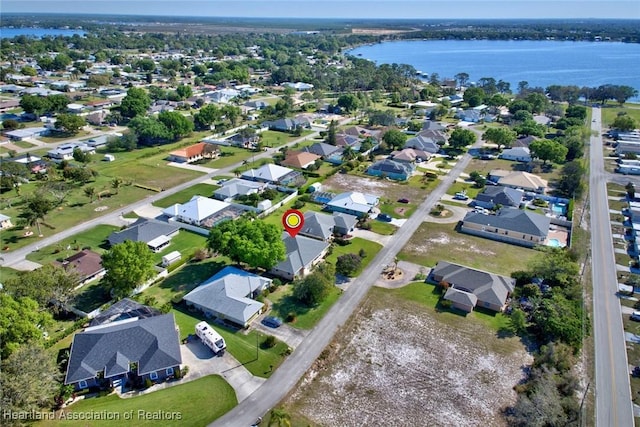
[4,264,79,309]
[120,87,151,118]
[55,113,86,134]
[449,128,476,150]
[102,240,156,299]
[529,139,568,165]
[483,127,516,150]
[207,218,286,270]
[292,262,335,306]
[0,294,53,358]
[382,129,407,150]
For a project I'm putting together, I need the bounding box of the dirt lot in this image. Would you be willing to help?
[323,174,426,202]
[284,288,531,426]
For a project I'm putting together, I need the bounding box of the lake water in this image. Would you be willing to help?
[347,40,640,99]
[0,28,86,39]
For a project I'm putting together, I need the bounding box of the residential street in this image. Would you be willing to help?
[590,107,634,427]
[210,131,486,427]
[0,121,354,268]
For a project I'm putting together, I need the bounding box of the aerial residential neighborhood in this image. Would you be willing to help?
[0,10,639,427]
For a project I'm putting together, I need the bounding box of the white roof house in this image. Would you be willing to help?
[183,266,271,327]
[163,196,230,226]
[242,164,295,184]
[326,192,379,218]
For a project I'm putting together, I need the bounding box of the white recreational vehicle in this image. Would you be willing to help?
[195,321,226,355]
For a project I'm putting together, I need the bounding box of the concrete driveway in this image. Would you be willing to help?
[423,200,469,224]
[252,316,308,349]
[351,228,394,245]
[134,204,165,219]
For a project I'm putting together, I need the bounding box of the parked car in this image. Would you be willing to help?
[261,316,283,328]
[453,192,469,200]
[397,198,410,204]
[632,366,640,377]
[377,213,393,222]
[631,312,640,322]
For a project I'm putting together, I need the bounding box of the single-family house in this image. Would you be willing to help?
[54,249,105,286]
[213,178,266,202]
[163,196,231,227]
[490,170,548,193]
[244,100,269,110]
[404,134,441,154]
[299,211,358,241]
[205,88,240,104]
[0,213,13,229]
[64,313,182,391]
[303,142,342,158]
[430,261,515,312]
[342,126,382,142]
[334,133,362,149]
[262,118,310,132]
[270,234,330,280]
[391,148,432,164]
[456,109,483,123]
[499,147,532,163]
[8,153,47,174]
[366,159,414,181]
[47,143,95,162]
[5,127,49,141]
[183,266,270,327]
[242,163,302,186]
[474,187,524,209]
[280,151,321,169]
[513,135,537,148]
[168,142,219,163]
[90,298,161,327]
[421,121,446,132]
[460,207,551,247]
[326,191,379,218]
[283,82,314,91]
[108,218,180,252]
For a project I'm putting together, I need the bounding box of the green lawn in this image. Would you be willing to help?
[260,130,313,148]
[386,282,511,332]
[368,220,397,235]
[0,139,210,253]
[151,231,208,264]
[12,140,35,149]
[172,308,288,378]
[37,375,236,427]
[0,266,21,282]
[197,146,254,169]
[325,237,382,276]
[268,285,342,330]
[399,222,538,277]
[153,183,220,208]
[142,257,229,306]
[26,224,119,264]
[70,279,111,313]
[446,181,482,198]
[601,105,640,127]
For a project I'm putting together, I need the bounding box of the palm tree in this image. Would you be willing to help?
[84,186,95,203]
[341,146,356,162]
[111,177,123,194]
[268,408,291,427]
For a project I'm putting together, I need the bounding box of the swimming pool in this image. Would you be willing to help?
[551,203,566,215]
[547,238,564,248]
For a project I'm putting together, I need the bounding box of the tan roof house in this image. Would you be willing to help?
[489,170,548,193]
[280,151,321,169]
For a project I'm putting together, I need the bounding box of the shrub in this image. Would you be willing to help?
[144,378,153,389]
[262,335,277,349]
[285,312,296,322]
[439,299,452,309]
[336,253,362,277]
[358,220,371,230]
[358,248,367,258]
[293,199,305,209]
[334,237,351,246]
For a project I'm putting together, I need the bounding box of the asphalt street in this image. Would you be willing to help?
[210,132,486,427]
[590,107,634,426]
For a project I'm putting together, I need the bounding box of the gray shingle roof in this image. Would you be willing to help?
[272,234,329,276]
[405,135,440,153]
[300,212,335,241]
[303,142,342,157]
[90,298,161,327]
[444,287,478,308]
[475,187,524,207]
[108,218,179,246]
[433,261,515,307]
[367,159,413,176]
[183,266,268,325]
[65,313,182,384]
[462,207,550,237]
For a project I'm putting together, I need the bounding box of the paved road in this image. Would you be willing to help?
[210,131,485,427]
[590,107,634,427]
[0,123,345,267]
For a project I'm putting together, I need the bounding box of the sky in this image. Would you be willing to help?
[3,0,640,20]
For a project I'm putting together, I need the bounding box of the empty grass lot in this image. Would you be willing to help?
[153,183,220,208]
[399,222,538,276]
[172,308,288,378]
[601,105,640,127]
[269,285,342,330]
[26,224,118,264]
[36,375,236,427]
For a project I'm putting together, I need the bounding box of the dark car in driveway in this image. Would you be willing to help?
[262,316,283,328]
[397,198,410,204]
[377,213,393,222]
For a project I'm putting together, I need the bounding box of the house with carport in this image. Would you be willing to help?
[270,234,330,280]
[108,218,180,253]
[325,191,379,218]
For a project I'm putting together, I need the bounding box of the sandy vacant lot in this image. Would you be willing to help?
[323,174,428,202]
[285,288,531,426]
